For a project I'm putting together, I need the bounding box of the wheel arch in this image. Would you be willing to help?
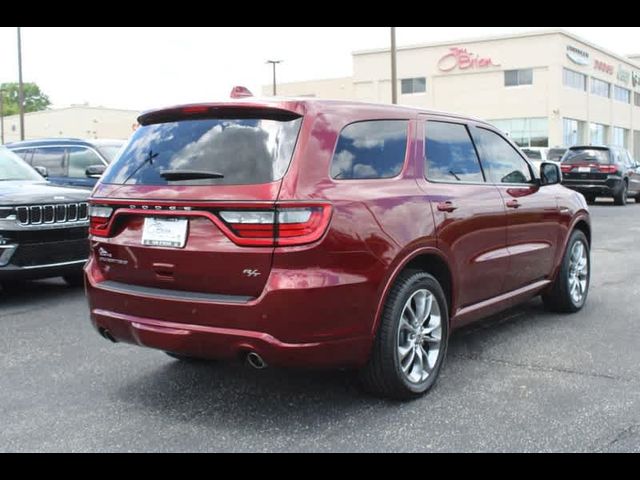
[371,248,455,337]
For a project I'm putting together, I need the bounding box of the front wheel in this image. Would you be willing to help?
[542,230,590,313]
[359,271,449,400]
[614,181,628,206]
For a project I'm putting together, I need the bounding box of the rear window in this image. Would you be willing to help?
[101,117,302,185]
[563,148,610,164]
[522,149,542,160]
[330,120,408,180]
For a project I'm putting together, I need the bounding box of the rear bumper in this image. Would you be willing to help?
[85,258,379,368]
[562,177,623,196]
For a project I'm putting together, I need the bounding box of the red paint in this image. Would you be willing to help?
[85,99,589,369]
[438,47,500,72]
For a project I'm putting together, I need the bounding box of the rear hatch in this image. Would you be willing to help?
[89,105,305,299]
[561,147,616,181]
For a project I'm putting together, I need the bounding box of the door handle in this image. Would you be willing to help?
[506,200,521,209]
[437,201,458,213]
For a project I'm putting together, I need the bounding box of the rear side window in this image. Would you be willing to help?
[101,117,303,185]
[563,148,610,164]
[32,147,66,176]
[331,120,408,180]
[425,121,484,183]
[472,128,532,184]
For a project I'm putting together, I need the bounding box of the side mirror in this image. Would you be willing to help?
[34,166,48,178]
[85,164,106,179]
[540,162,561,186]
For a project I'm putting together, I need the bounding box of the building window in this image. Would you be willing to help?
[612,127,628,148]
[489,118,549,148]
[591,78,611,98]
[330,120,408,180]
[634,92,640,107]
[401,78,426,95]
[590,123,608,145]
[563,118,584,147]
[563,68,587,91]
[504,69,533,87]
[614,86,631,104]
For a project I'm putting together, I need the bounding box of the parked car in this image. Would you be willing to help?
[560,145,640,205]
[522,147,567,172]
[6,138,125,189]
[84,99,591,399]
[0,146,90,288]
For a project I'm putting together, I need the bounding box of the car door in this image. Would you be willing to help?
[65,146,106,188]
[418,118,508,312]
[471,126,563,293]
[623,150,640,195]
[31,147,68,186]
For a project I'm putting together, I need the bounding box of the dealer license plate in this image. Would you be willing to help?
[142,218,188,248]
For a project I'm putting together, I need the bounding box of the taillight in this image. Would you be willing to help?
[561,164,573,174]
[89,204,114,237]
[218,205,332,247]
[598,165,618,174]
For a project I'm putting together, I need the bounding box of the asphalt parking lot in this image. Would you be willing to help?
[1,201,639,452]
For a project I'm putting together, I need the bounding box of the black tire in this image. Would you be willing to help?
[63,273,85,287]
[613,181,628,206]
[584,194,596,205]
[0,280,29,293]
[359,271,449,400]
[635,194,640,204]
[542,230,590,313]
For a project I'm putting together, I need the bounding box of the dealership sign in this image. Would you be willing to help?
[633,71,640,89]
[617,66,631,84]
[594,59,614,75]
[567,45,590,66]
[438,47,500,72]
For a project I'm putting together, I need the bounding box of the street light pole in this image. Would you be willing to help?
[266,60,282,96]
[390,27,398,105]
[17,27,25,141]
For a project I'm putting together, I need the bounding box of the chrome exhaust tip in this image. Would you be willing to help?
[246,352,268,370]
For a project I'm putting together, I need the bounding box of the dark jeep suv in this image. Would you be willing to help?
[561,145,640,205]
[85,99,591,399]
[0,146,90,288]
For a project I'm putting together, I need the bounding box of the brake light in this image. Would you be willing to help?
[218,205,332,247]
[598,165,618,174]
[89,204,114,237]
[561,164,573,174]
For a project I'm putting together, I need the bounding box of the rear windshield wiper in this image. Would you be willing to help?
[159,170,225,181]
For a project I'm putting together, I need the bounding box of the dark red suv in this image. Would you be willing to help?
[85,99,591,399]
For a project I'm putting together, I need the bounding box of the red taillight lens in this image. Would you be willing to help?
[598,165,618,174]
[218,205,332,247]
[561,164,573,174]
[89,205,114,237]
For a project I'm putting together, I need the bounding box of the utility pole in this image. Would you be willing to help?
[390,27,398,105]
[17,27,25,141]
[266,60,282,96]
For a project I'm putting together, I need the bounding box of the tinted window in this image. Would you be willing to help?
[68,147,104,178]
[425,122,484,183]
[331,120,408,180]
[32,147,66,176]
[96,144,124,163]
[473,128,532,184]
[522,149,542,160]
[12,149,33,163]
[0,147,43,181]
[102,117,302,186]
[562,148,610,164]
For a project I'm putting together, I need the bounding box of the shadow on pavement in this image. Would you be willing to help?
[0,278,83,309]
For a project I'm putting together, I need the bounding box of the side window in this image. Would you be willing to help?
[472,127,533,184]
[12,149,33,163]
[425,121,484,183]
[31,147,66,176]
[331,120,408,180]
[67,147,104,178]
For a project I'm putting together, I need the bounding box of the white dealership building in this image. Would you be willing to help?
[266,30,640,159]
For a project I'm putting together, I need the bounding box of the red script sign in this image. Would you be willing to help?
[438,47,500,72]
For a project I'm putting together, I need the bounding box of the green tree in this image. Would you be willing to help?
[0,82,51,116]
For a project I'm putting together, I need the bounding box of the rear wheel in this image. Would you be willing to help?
[543,230,590,313]
[614,181,628,206]
[583,194,596,205]
[359,271,449,400]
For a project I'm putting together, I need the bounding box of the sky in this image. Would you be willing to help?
[0,27,638,112]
